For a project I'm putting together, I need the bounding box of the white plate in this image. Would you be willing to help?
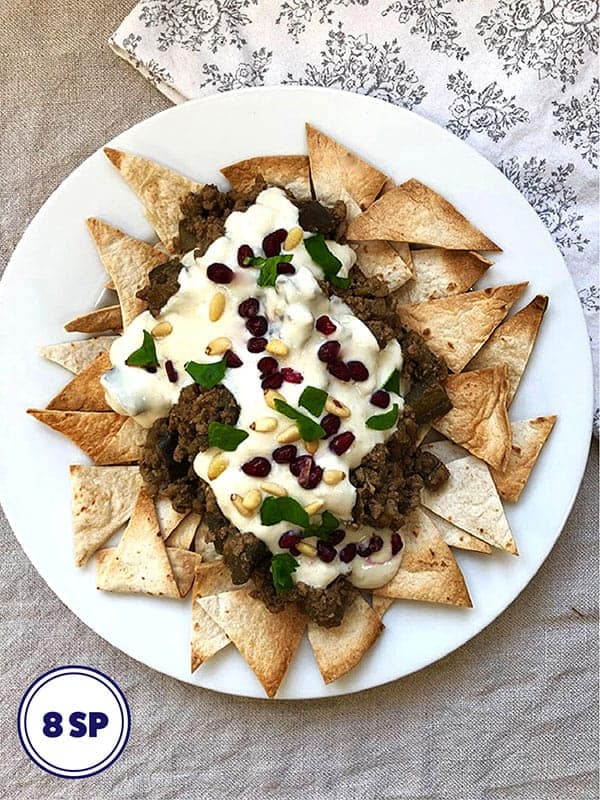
[0,87,593,699]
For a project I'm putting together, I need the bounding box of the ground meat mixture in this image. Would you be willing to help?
[169,384,239,462]
[137,259,182,318]
[297,199,348,242]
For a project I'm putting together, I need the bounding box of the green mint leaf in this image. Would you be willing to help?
[383,369,400,395]
[260,496,309,528]
[329,273,352,290]
[247,254,293,287]
[366,403,399,431]
[273,399,325,442]
[298,386,327,417]
[184,358,227,389]
[125,330,158,368]
[304,234,350,289]
[301,510,340,541]
[270,553,298,595]
[207,422,248,452]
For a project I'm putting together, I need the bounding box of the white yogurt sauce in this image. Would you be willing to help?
[102,188,404,588]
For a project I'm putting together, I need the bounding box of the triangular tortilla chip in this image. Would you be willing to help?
[466,295,548,405]
[354,240,413,291]
[28,409,127,463]
[373,508,472,605]
[307,594,383,685]
[347,178,501,250]
[390,241,413,272]
[199,588,306,697]
[155,496,186,539]
[46,352,112,412]
[193,519,219,560]
[394,248,492,305]
[397,284,527,373]
[421,456,517,554]
[420,507,492,554]
[433,366,512,470]
[70,465,143,566]
[96,488,179,597]
[166,512,201,550]
[86,219,167,326]
[167,548,201,597]
[64,305,122,334]
[94,417,147,465]
[190,562,237,671]
[104,148,202,253]
[372,596,394,619]
[490,416,557,503]
[221,155,311,201]
[422,439,469,464]
[39,336,117,374]
[306,124,387,219]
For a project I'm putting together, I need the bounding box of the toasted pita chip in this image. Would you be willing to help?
[372,596,394,619]
[64,305,122,334]
[422,439,469,464]
[390,241,413,271]
[28,409,127,462]
[155,496,186,539]
[491,416,557,503]
[167,548,201,597]
[347,179,500,251]
[397,284,527,373]
[420,507,492,554]
[39,336,117,374]
[190,562,238,671]
[193,518,220,561]
[394,248,492,305]
[86,219,167,326]
[94,417,147,465]
[96,488,179,597]
[104,148,203,252]
[306,124,387,219]
[308,594,383,684]
[221,155,311,201]
[466,295,548,405]
[421,456,517,554]
[374,508,472,605]
[199,588,306,697]
[354,240,413,291]
[46,352,112,412]
[70,465,144,566]
[433,366,512,470]
[166,512,201,550]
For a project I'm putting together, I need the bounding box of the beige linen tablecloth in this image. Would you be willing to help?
[0,4,598,799]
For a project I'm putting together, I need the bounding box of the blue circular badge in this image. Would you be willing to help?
[17,666,131,779]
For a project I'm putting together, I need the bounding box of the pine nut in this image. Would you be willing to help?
[205,336,232,355]
[242,488,262,511]
[260,482,287,497]
[151,321,172,338]
[264,389,285,410]
[284,226,303,251]
[323,469,345,486]
[304,500,324,516]
[325,396,351,418]
[304,440,319,455]
[208,453,229,480]
[209,292,226,321]
[277,424,301,444]
[265,339,289,356]
[250,416,278,433]
[297,542,317,558]
[231,493,253,518]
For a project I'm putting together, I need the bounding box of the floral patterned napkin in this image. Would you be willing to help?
[110,0,599,431]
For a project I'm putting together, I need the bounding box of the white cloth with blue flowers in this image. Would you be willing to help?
[110,0,599,430]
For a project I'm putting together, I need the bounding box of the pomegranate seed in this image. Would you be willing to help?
[339,543,357,563]
[277,262,296,275]
[328,360,351,382]
[320,414,341,439]
[290,546,300,556]
[273,445,297,463]
[165,360,178,383]
[330,529,345,546]
[207,263,234,284]
[241,457,271,478]
[238,244,254,266]
[224,350,243,368]
[301,465,323,490]
[329,431,355,455]
[144,365,157,374]
[261,373,284,390]
[357,540,371,558]
[369,535,384,553]
[279,531,302,550]
[238,298,259,318]
[391,532,403,556]
[263,229,287,257]
[317,541,336,563]
[247,337,267,353]
[317,340,341,363]
[316,315,337,335]
[290,455,313,478]
[257,356,278,375]
[370,390,390,408]
[281,367,304,384]
[246,315,268,336]
[348,360,369,381]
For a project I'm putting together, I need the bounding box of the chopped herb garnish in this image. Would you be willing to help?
[207,422,249,451]
[273,399,325,442]
[303,510,340,541]
[260,496,310,528]
[298,386,327,417]
[304,234,351,290]
[245,254,294,287]
[270,552,299,595]
[383,368,400,395]
[125,330,158,369]
[366,403,400,430]
[184,358,227,389]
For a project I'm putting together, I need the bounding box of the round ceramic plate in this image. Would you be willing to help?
[0,87,593,699]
